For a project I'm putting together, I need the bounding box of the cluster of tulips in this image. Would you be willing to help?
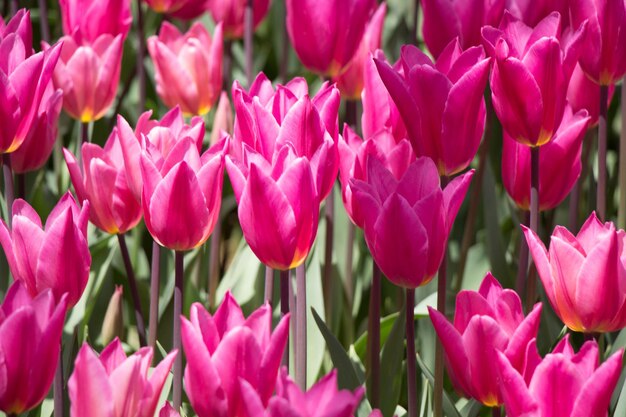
[0,0,626,417]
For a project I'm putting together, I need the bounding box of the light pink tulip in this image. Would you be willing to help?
[143,0,209,20]
[60,0,132,43]
[497,335,623,417]
[148,22,223,116]
[207,0,272,39]
[0,193,90,307]
[567,63,616,126]
[352,157,473,288]
[428,273,542,406]
[181,292,289,417]
[69,339,176,417]
[0,281,67,414]
[64,130,142,234]
[525,212,626,333]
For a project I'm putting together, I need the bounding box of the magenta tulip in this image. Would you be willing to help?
[497,335,623,417]
[375,40,490,176]
[206,0,272,39]
[148,22,223,116]
[59,0,132,43]
[428,273,542,406]
[568,63,616,126]
[351,157,473,288]
[0,281,67,414]
[181,292,289,417]
[525,212,626,333]
[69,339,177,417]
[159,403,180,417]
[140,136,226,251]
[64,129,142,234]
[505,0,569,27]
[143,0,209,20]
[482,12,586,146]
[502,105,591,211]
[286,0,377,77]
[240,368,363,417]
[0,192,90,307]
[422,0,504,58]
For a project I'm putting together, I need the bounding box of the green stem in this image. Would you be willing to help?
[117,233,147,346]
[54,343,64,417]
[244,0,254,87]
[173,251,184,410]
[323,190,335,323]
[406,288,417,417]
[295,263,307,389]
[148,241,160,355]
[280,269,290,367]
[264,266,274,303]
[367,261,381,408]
[3,154,14,226]
[597,85,609,220]
[135,0,146,110]
[527,147,540,310]
[208,220,221,310]
[619,81,626,229]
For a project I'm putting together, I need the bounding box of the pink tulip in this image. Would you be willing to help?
[159,403,180,417]
[140,136,226,251]
[0,10,61,153]
[181,292,289,417]
[148,22,223,116]
[0,193,90,307]
[0,281,67,414]
[240,368,363,417]
[525,212,626,333]
[482,12,586,146]
[570,0,626,85]
[59,0,132,43]
[567,63,616,126]
[352,157,473,288]
[143,0,209,20]
[117,106,206,202]
[422,0,504,58]
[502,105,591,211]
[375,40,490,176]
[428,273,542,406]
[64,129,142,234]
[206,0,272,39]
[69,338,177,417]
[497,335,623,417]
[286,0,377,77]
[333,3,386,99]
[338,125,415,228]
[48,34,123,122]
[505,0,569,27]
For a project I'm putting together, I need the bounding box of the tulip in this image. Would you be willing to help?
[143,0,209,20]
[497,335,623,417]
[570,0,626,85]
[59,0,132,43]
[0,192,90,307]
[333,3,386,99]
[375,40,490,176]
[64,129,142,235]
[68,339,177,417]
[48,34,124,122]
[240,368,363,417]
[482,12,586,146]
[148,22,223,116]
[159,403,180,417]
[206,0,271,39]
[505,0,569,27]
[351,157,473,288]
[567,63,616,126]
[286,0,377,77]
[428,273,542,406]
[502,105,591,211]
[525,212,626,333]
[422,0,504,58]
[181,292,289,417]
[140,136,226,251]
[0,281,68,414]
[0,10,61,153]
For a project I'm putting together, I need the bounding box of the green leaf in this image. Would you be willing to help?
[415,353,462,417]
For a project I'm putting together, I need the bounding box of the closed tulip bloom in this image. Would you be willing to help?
[0,11,61,153]
[352,157,473,288]
[567,63,616,126]
[422,0,504,58]
[159,403,180,417]
[207,0,271,39]
[497,335,623,417]
[570,0,626,85]
[505,0,569,27]
[0,281,68,415]
[375,40,490,176]
[148,22,223,116]
[141,136,226,251]
[502,105,591,211]
[482,12,586,146]
[64,129,142,234]
[333,3,386,99]
[428,273,542,406]
[69,339,177,417]
[240,368,363,417]
[59,0,132,43]
[181,292,289,417]
[144,0,209,20]
[0,193,90,307]
[525,212,626,333]
[286,0,377,77]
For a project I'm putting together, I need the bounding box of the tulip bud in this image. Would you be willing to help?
[206,0,271,39]
[59,0,132,43]
[101,286,124,345]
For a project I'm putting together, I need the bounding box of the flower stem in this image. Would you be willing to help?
[54,344,63,417]
[323,190,335,323]
[279,1,289,83]
[264,266,274,303]
[367,261,381,408]
[295,263,307,389]
[527,146,540,309]
[493,406,502,417]
[148,241,161,354]
[135,0,146,110]
[3,154,14,226]
[9,0,16,16]
[280,269,290,366]
[619,81,626,229]
[117,233,147,346]
[244,0,254,87]
[173,251,185,410]
[597,85,609,220]
[222,40,232,91]
[344,99,358,310]
[412,0,419,45]
[406,288,417,417]
[16,173,24,200]
[38,0,50,43]
[208,220,221,310]
[515,211,530,299]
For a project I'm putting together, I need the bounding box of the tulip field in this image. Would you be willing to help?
[2,0,626,416]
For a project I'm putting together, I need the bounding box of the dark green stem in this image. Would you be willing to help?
[38,0,50,42]
[515,211,530,300]
[208,220,221,310]
[295,263,307,389]
[527,147,540,309]
[117,233,147,346]
[244,0,254,87]
[173,251,184,410]
[135,0,146,110]
[367,261,381,408]
[323,190,335,323]
[406,288,417,417]
[148,241,161,354]
[3,154,14,226]
[597,85,609,220]
[53,343,63,417]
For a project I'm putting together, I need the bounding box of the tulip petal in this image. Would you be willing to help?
[528,355,582,417]
[496,351,539,417]
[571,350,623,417]
[68,344,114,417]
